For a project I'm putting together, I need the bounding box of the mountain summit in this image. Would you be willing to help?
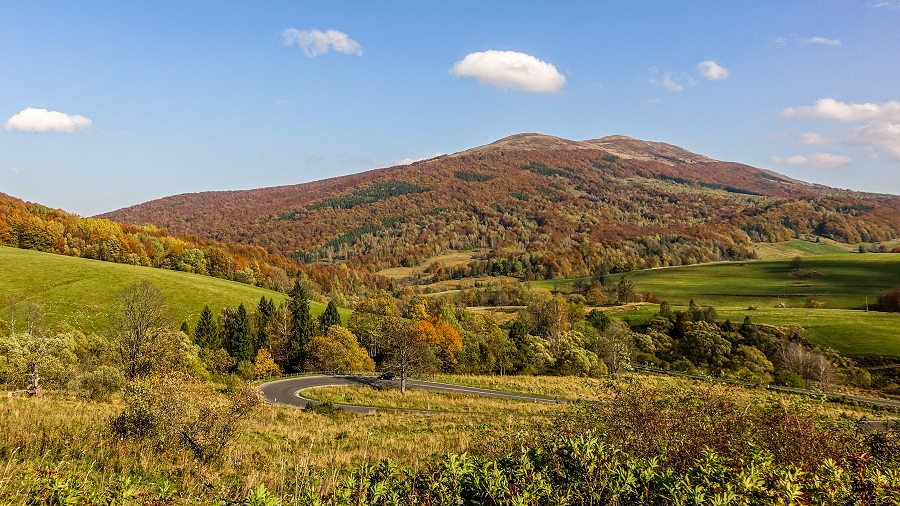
[460,133,715,165]
[99,133,900,280]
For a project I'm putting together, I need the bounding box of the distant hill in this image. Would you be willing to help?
[0,192,386,295]
[99,133,900,281]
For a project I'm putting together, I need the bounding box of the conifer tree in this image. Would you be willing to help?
[255,296,275,349]
[508,319,534,373]
[229,303,254,364]
[194,305,220,349]
[318,300,342,333]
[288,280,314,367]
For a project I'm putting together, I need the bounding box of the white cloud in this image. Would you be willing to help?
[281,29,361,57]
[4,107,92,133]
[798,132,831,145]
[306,153,324,165]
[697,60,729,80]
[870,1,900,8]
[781,98,900,160]
[848,122,900,159]
[781,98,900,122]
[661,72,683,91]
[395,152,443,165]
[645,99,662,108]
[802,36,841,46]
[769,37,787,47]
[449,50,566,93]
[10,166,21,174]
[772,152,852,169]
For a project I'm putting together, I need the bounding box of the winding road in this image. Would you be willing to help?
[257,375,561,414]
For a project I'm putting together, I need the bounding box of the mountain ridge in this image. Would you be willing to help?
[96,133,900,281]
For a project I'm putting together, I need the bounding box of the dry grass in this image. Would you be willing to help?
[0,389,541,502]
[377,250,485,279]
[1,373,894,502]
[302,385,561,414]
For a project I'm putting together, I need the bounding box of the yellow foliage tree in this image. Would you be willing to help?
[254,348,282,379]
[303,326,374,373]
[415,319,462,371]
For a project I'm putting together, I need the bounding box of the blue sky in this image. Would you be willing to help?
[2,1,899,216]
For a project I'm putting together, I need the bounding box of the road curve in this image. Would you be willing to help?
[257,375,562,414]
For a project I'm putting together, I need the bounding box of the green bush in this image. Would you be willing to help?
[80,365,126,402]
[774,369,805,388]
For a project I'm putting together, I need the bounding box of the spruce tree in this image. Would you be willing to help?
[319,300,341,333]
[508,319,533,373]
[194,305,220,349]
[255,296,275,349]
[288,280,314,367]
[229,303,254,364]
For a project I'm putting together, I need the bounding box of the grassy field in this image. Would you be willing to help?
[606,254,900,310]
[527,254,900,356]
[752,238,853,259]
[1,372,893,502]
[377,249,486,279]
[0,247,348,332]
[302,385,559,414]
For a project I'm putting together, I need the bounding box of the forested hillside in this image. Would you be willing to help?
[0,192,386,295]
[100,134,900,281]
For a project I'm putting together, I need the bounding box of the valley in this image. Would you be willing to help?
[4,134,900,503]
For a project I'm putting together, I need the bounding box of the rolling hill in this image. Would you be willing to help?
[525,253,900,356]
[99,133,900,282]
[0,247,347,333]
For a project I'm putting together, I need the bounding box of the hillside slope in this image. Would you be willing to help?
[0,247,345,332]
[100,133,900,281]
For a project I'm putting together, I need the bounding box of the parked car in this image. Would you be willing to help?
[378,371,396,380]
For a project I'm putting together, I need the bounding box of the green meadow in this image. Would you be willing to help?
[0,247,348,332]
[534,254,900,357]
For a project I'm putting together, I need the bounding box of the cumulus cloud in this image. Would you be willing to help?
[4,107,92,133]
[281,28,362,57]
[697,60,729,80]
[802,36,841,46]
[781,98,900,160]
[798,132,831,145]
[781,98,900,122]
[772,152,852,169]
[449,50,566,93]
[395,152,443,165]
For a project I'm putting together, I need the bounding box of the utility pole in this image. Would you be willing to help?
[866,296,869,312]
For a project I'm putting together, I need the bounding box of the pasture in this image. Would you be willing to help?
[0,247,346,332]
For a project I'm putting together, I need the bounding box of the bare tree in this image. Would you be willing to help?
[810,354,838,391]
[778,342,836,390]
[113,281,177,381]
[382,317,435,393]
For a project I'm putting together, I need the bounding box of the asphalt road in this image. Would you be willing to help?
[257,375,562,414]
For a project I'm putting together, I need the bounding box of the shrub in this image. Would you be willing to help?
[774,369,805,388]
[80,365,125,402]
[878,287,900,312]
[111,373,260,462]
[550,383,860,470]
